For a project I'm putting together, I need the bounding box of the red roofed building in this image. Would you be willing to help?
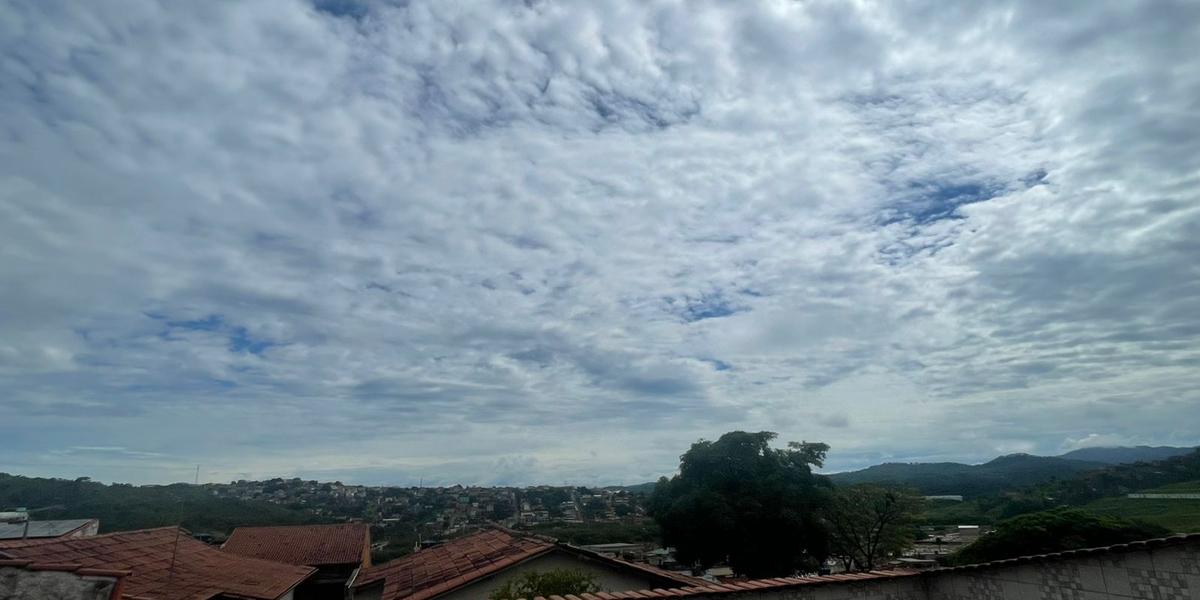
[223,523,372,600]
[0,558,129,600]
[0,526,314,600]
[350,527,702,600]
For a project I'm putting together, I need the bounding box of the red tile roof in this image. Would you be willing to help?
[0,558,130,600]
[355,528,554,600]
[222,523,371,567]
[0,557,131,578]
[0,526,314,600]
[354,527,704,600]
[517,532,1200,600]
[524,570,921,600]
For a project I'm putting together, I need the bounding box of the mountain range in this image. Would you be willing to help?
[823,446,1197,497]
[622,446,1197,498]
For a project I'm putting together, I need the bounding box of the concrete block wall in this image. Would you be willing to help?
[675,539,1200,600]
[0,566,119,600]
[925,542,1199,599]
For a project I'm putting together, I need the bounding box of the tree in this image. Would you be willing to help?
[649,431,832,577]
[825,485,923,571]
[953,508,1169,565]
[489,569,600,600]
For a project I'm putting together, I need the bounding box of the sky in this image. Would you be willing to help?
[1,0,1198,487]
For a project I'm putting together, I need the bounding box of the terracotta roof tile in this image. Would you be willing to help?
[0,526,314,600]
[222,523,370,567]
[355,528,553,600]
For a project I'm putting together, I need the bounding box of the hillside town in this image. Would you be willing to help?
[209,479,644,529]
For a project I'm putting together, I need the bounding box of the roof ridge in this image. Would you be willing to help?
[231,522,367,530]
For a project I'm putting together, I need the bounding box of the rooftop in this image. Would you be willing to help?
[355,527,552,600]
[0,518,97,540]
[522,532,1200,600]
[0,526,314,600]
[222,522,371,567]
[355,527,701,600]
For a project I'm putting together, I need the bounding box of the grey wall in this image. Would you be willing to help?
[686,541,1200,600]
[924,542,1200,600]
[351,540,1200,600]
[0,567,118,600]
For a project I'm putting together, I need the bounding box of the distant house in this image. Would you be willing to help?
[350,527,702,600]
[0,526,314,600]
[0,516,99,541]
[223,523,372,600]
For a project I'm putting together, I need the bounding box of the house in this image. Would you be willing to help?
[222,523,372,600]
[515,533,1200,600]
[0,516,100,541]
[350,526,702,600]
[0,557,128,600]
[0,526,314,600]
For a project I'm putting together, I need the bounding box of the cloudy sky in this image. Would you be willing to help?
[2,0,1198,486]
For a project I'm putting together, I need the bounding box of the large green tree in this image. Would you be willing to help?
[649,431,832,577]
[953,507,1169,565]
[489,569,600,600]
[825,485,923,571]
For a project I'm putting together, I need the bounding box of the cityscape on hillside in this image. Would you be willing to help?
[4,1,1199,599]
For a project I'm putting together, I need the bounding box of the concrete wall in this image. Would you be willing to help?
[353,540,1200,600]
[0,566,118,600]
[687,540,1200,600]
[924,542,1200,599]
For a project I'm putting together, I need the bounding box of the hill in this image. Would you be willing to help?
[0,472,321,536]
[1057,446,1196,465]
[827,454,1106,497]
[613,482,658,495]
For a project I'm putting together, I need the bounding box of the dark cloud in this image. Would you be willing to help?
[0,0,1196,484]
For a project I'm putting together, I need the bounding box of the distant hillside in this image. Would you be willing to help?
[1058,446,1195,465]
[827,454,1106,497]
[0,472,320,536]
[615,481,658,495]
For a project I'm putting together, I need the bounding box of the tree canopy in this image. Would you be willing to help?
[825,485,923,571]
[489,569,600,600]
[953,507,1169,565]
[649,431,832,577]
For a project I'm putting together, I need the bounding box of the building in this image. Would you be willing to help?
[223,523,372,600]
[517,533,1200,600]
[0,558,128,600]
[0,526,314,600]
[350,527,703,600]
[0,516,100,541]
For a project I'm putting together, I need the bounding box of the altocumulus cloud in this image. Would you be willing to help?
[1,0,1198,485]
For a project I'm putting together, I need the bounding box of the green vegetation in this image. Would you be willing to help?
[526,521,660,545]
[0,473,320,536]
[489,569,600,600]
[952,508,1169,565]
[1084,496,1200,533]
[650,431,832,577]
[828,454,1106,498]
[914,450,1200,528]
[826,485,924,571]
[1143,480,1200,494]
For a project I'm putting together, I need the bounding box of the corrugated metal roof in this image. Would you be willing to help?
[0,518,96,540]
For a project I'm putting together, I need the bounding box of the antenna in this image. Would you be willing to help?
[195,465,201,485]
[166,467,189,595]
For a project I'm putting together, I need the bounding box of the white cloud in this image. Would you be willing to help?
[1,0,1197,484]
